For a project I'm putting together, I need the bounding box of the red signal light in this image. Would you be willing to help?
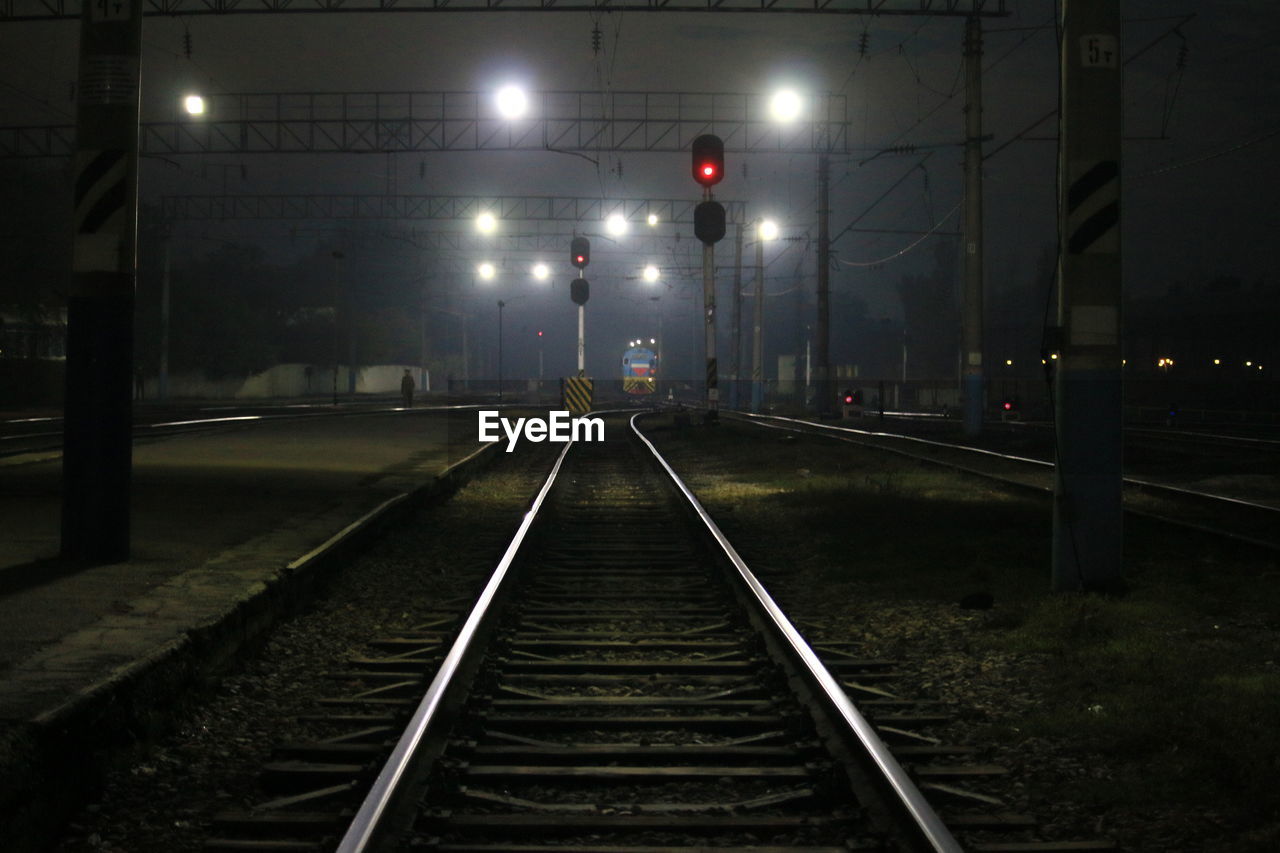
[691,134,725,188]
[1002,401,1013,411]
[843,394,854,405]
[537,330,543,337]
[575,254,585,265]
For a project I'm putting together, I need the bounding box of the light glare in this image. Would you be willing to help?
[476,212,497,233]
[478,262,496,280]
[495,85,528,119]
[184,95,205,116]
[606,213,628,236]
[642,265,659,282]
[758,219,779,241]
[770,89,803,123]
[532,262,549,280]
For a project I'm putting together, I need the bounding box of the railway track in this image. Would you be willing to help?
[200,412,1103,853]
[732,411,1280,551]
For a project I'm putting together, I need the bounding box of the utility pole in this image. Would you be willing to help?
[159,236,170,401]
[729,223,744,411]
[419,258,428,393]
[815,153,831,417]
[962,14,986,435]
[331,251,343,405]
[1054,0,1123,592]
[497,299,504,401]
[61,0,144,562]
[751,228,766,413]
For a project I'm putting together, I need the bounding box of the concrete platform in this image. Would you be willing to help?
[0,403,491,849]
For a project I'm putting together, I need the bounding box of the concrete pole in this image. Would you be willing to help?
[751,231,765,412]
[419,263,428,392]
[962,14,987,436]
[462,315,470,390]
[159,237,170,401]
[815,154,831,416]
[331,252,342,405]
[729,222,744,411]
[1054,0,1124,592]
[703,241,718,423]
[497,299,504,401]
[61,0,143,561]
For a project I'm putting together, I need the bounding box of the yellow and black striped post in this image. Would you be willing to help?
[562,376,594,416]
[62,0,143,561]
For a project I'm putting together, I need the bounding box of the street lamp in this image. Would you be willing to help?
[183,94,206,116]
[477,262,496,280]
[642,265,660,283]
[606,213,628,236]
[532,262,549,281]
[476,212,497,234]
[751,218,779,412]
[647,213,659,226]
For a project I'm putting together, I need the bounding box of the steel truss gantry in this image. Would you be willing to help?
[159,193,749,226]
[3,90,849,158]
[0,0,1007,23]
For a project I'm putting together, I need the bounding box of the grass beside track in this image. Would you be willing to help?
[644,414,1280,852]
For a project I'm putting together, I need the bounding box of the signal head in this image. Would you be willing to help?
[570,236,590,269]
[691,134,725,188]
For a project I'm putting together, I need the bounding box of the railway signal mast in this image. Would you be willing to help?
[692,134,727,423]
[569,236,590,376]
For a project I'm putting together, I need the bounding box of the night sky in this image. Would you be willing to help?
[1,1,1276,382]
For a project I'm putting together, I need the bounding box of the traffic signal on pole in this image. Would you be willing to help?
[692,134,725,187]
[571,236,590,269]
[570,278,589,305]
[694,201,726,245]
[843,390,855,405]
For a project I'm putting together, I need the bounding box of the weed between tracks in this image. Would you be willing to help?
[645,415,1280,852]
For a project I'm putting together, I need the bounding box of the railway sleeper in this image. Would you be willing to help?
[420,812,861,833]
[424,840,865,845]
[457,743,822,765]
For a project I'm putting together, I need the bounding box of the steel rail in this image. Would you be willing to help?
[732,411,1280,518]
[722,411,1280,553]
[629,412,963,853]
[335,435,575,853]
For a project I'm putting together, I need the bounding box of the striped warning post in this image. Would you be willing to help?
[1066,159,1119,255]
[73,149,130,273]
[562,376,593,415]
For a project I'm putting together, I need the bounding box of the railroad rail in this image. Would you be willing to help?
[0,402,484,460]
[728,411,1280,552]
[199,411,1099,852]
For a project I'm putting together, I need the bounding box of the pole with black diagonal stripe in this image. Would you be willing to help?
[62,0,143,562]
[1053,0,1123,592]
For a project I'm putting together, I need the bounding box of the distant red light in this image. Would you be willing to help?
[575,255,585,264]
[1003,401,1013,410]
[701,164,715,177]
[843,395,854,405]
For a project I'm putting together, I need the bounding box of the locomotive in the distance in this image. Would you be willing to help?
[622,345,657,395]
